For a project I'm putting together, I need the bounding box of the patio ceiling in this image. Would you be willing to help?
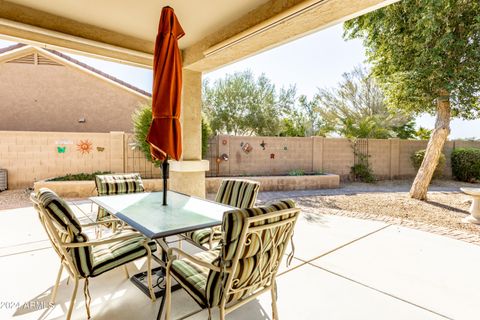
[0,0,397,70]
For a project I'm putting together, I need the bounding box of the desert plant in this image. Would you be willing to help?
[49,171,111,181]
[451,148,480,182]
[288,169,305,176]
[350,163,375,183]
[132,101,161,166]
[410,149,445,179]
[202,118,212,159]
[350,140,375,183]
[315,66,413,139]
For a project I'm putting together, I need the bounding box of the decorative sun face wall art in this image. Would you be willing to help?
[76,140,93,154]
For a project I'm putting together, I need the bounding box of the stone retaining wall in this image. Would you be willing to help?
[34,179,164,198]
[205,174,340,194]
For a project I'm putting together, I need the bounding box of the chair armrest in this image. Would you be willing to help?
[81,219,121,228]
[168,247,223,272]
[62,233,148,248]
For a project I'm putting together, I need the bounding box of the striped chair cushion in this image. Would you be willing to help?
[170,249,219,308]
[185,228,221,246]
[69,232,93,278]
[221,200,296,260]
[91,229,156,277]
[215,179,260,208]
[205,200,297,307]
[95,173,145,196]
[37,188,82,235]
[61,226,156,278]
[35,189,156,279]
[185,179,260,247]
[95,173,145,221]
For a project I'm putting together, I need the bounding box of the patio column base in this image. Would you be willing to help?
[169,160,209,198]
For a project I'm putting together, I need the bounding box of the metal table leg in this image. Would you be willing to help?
[128,237,181,320]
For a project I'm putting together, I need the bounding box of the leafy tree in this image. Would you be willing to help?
[344,0,480,199]
[392,120,417,139]
[279,94,330,137]
[203,71,295,136]
[314,66,412,138]
[415,127,432,140]
[279,117,307,137]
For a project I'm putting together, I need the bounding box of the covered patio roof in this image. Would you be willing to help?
[0,0,397,70]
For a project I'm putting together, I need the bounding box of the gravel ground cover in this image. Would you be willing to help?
[257,179,480,236]
[0,189,32,210]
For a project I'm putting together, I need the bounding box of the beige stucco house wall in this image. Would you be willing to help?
[0,45,150,133]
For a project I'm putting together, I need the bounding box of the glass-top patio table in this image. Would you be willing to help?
[90,191,232,239]
[90,191,233,319]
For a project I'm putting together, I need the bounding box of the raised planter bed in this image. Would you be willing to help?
[34,179,164,198]
[34,174,340,198]
[206,174,340,194]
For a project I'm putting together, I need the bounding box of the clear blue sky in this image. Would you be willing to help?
[1,23,479,139]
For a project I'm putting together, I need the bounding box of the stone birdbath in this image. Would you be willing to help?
[461,187,480,224]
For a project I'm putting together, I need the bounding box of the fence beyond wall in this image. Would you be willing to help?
[206,135,480,179]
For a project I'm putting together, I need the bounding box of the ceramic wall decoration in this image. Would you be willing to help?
[242,143,253,154]
[77,140,93,154]
[260,140,267,150]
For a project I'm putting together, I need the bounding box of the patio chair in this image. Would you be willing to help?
[185,179,260,249]
[94,173,145,229]
[31,188,157,320]
[165,199,300,320]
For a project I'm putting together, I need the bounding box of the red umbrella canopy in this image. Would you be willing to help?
[146,6,185,161]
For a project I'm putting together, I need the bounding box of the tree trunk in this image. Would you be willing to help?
[409,91,451,200]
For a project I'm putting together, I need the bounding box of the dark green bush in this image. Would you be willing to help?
[288,169,305,176]
[202,119,212,159]
[350,163,375,183]
[132,101,161,167]
[410,149,446,179]
[49,171,111,181]
[350,148,375,183]
[451,148,480,182]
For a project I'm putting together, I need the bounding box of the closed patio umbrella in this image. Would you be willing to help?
[146,6,185,205]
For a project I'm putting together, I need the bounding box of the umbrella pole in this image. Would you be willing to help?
[162,157,169,205]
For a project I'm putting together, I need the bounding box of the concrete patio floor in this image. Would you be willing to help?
[1,199,479,320]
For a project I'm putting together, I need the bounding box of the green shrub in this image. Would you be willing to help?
[288,169,305,176]
[49,171,111,181]
[132,101,161,166]
[350,163,375,183]
[410,149,446,179]
[202,118,212,159]
[350,146,375,183]
[133,102,212,163]
[451,148,480,182]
